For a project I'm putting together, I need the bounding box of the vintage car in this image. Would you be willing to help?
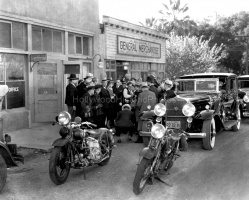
[238,75,249,117]
[166,73,241,150]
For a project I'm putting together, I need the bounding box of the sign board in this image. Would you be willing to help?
[30,54,47,62]
[117,36,161,58]
[64,64,80,74]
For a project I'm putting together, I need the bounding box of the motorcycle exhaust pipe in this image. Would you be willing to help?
[187,133,206,138]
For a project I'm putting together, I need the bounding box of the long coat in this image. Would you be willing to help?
[99,86,111,109]
[65,83,77,107]
[136,89,157,130]
[115,109,135,127]
[149,85,159,99]
[91,93,104,116]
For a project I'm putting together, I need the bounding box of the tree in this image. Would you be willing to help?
[158,0,196,35]
[165,33,226,78]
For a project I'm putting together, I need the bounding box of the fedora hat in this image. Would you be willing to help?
[67,74,78,80]
[85,73,93,79]
[141,82,149,88]
[122,104,131,111]
[165,79,173,86]
[85,78,92,84]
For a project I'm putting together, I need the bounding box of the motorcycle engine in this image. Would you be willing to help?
[86,137,102,161]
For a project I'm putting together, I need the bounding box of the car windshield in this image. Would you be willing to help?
[176,78,218,92]
[239,80,249,89]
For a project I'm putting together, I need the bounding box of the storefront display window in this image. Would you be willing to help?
[0,53,26,109]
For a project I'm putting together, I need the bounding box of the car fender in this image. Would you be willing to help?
[199,110,214,120]
[0,141,18,167]
[139,147,157,159]
[52,138,70,147]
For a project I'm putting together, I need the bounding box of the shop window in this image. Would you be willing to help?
[106,71,116,81]
[68,33,91,56]
[141,72,148,82]
[0,21,26,50]
[76,36,82,54]
[106,60,115,70]
[32,26,63,53]
[0,53,26,109]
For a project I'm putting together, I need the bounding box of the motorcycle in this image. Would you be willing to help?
[133,103,188,195]
[49,111,115,185]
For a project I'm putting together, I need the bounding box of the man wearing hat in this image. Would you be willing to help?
[114,104,135,143]
[158,79,176,103]
[80,85,95,122]
[65,74,78,121]
[147,76,158,99]
[135,82,157,143]
[99,78,111,127]
[91,84,105,127]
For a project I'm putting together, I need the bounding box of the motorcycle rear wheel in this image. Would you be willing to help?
[133,158,152,195]
[0,155,7,192]
[49,146,70,185]
[98,134,112,166]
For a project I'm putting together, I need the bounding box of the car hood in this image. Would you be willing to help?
[176,92,213,103]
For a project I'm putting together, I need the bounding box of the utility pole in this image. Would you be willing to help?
[235,35,249,74]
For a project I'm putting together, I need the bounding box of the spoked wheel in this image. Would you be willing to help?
[49,146,70,185]
[133,158,153,195]
[232,108,241,131]
[98,134,112,166]
[0,155,7,192]
[202,118,216,150]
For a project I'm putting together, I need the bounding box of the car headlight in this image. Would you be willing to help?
[154,103,166,117]
[151,124,166,139]
[243,95,249,103]
[182,102,196,117]
[58,111,71,125]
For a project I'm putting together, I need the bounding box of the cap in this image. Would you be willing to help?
[122,104,131,111]
[141,82,149,88]
[85,73,93,78]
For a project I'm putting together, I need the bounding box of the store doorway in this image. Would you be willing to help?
[117,65,127,80]
[34,61,62,122]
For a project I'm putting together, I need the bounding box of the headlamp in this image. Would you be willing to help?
[58,111,71,125]
[154,103,166,117]
[151,124,166,139]
[182,102,196,117]
[243,95,249,103]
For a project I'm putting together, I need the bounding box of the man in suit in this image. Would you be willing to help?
[147,76,159,100]
[158,79,176,103]
[81,86,95,122]
[65,74,78,121]
[99,78,111,127]
[115,104,135,143]
[135,82,157,143]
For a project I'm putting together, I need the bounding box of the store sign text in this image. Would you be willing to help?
[117,36,161,58]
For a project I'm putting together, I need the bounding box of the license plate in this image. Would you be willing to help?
[166,121,181,129]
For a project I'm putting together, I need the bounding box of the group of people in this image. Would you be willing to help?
[65,73,177,143]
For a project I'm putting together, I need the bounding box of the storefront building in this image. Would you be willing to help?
[99,16,167,82]
[0,0,100,132]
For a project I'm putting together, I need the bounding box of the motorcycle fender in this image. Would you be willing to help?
[139,147,157,160]
[0,141,18,167]
[52,138,70,147]
[199,110,214,120]
[98,128,115,145]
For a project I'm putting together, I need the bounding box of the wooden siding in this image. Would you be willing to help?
[105,26,166,63]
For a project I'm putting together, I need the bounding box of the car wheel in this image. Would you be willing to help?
[232,108,241,131]
[202,118,216,150]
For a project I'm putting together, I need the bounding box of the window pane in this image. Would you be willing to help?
[13,22,24,49]
[83,37,89,55]
[43,28,52,52]
[37,63,57,94]
[107,71,115,81]
[131,71,140,80]
[5,54,25,81]
[68,34,74,54]
[83,62,91,73]
[0,22,11,48]
[32,27,42,51]
[53,31,62,53]
[76,36,82,54]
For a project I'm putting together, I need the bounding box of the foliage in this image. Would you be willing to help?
[165,33,225,78]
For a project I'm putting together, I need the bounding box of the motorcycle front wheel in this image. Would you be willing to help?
[0,155,7,192]
[49,146,70,185]
[133,158,153,195]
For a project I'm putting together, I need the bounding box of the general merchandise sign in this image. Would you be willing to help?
[117,36,161,58]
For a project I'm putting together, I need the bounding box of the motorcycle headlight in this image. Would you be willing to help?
[182,102,196,117]
[243,95,249,103]
[151,124,166,139]
[58,111,71,125]
[154,103,166,117]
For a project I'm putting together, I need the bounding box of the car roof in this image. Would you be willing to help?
[180,73,237,79]
[238,75,249,79]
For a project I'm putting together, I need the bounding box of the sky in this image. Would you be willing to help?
[99,0,249,25]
